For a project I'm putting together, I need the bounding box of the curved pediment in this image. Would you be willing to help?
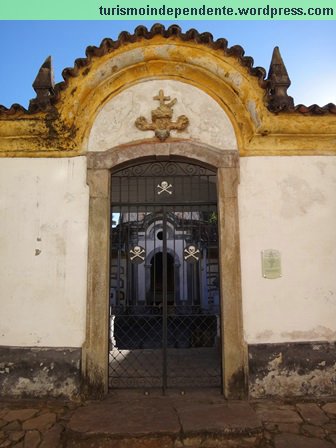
[0,24,335,156]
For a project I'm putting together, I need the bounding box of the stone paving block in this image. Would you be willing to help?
[252,402,295,411]
[302,423,326,438]
[22,412,56,431]
[256,408,302,424]
[176,402,261,435]
[324,422,336,434]
[66,435,175,448]
[39,423,63,448]
[3,420,21,431]
[177,436,259,448]
[3,409,38,422]
[296,403,329,425]
[323,403,336,416]
[13,443,23,448]
[23,430,41,448]
[68,401,180,436]
[263,431,273,441]
[274,433,334,448]
[205,436,259,447]
[8,431,25,442]
[263,422,277,432]
[276,423,300,434]
[328,434,336,444]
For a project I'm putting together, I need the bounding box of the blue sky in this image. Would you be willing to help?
[0,21,335,108]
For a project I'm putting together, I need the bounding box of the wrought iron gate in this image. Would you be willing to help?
[109,160,221,391]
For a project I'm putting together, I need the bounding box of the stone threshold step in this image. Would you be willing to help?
[66,400,262,447]
[65,434,261,448]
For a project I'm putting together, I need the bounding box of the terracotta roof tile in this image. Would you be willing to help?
[294,103,336,115]
[0,24,334,116]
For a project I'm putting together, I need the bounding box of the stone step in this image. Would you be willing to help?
[65,434,260,448]
[65,399,262,447]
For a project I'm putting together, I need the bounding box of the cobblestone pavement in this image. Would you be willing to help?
[1,392,336,447]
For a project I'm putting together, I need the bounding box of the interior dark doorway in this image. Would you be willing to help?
[150,252,175,306]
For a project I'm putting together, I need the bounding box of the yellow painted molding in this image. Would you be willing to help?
[0,37,335,157]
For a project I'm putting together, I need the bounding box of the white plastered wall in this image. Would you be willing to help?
[0,157,89,347]
[239,156,336,344]
[89,79,336,346]
[2,81,335,350]
[88,80,237,151]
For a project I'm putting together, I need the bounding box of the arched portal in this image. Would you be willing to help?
[84,141,246,399]
[109,158,221,390]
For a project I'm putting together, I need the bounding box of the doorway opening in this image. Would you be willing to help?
[108,159,221,392]
[150,252,175,306]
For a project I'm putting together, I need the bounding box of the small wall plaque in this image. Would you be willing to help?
[261,249,282,279]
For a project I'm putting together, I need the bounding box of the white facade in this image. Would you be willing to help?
[239,156,336,344]
[1,81,335,353]
[0,157,88,347]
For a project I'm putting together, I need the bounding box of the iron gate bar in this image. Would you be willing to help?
[162,208,167,394]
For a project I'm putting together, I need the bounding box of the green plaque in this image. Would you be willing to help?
[261,249,282,279]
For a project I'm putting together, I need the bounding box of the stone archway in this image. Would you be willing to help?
[83,141,247,399]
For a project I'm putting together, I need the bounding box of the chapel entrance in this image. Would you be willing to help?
[109,159,221,392]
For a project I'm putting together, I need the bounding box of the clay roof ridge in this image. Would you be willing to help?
[56,24,267,90]
[294,103,336,115]
[0,103,28,115]
[0,23,335,116]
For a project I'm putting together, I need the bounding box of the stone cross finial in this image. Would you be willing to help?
[153,90,171,106]
[267,47,294,112]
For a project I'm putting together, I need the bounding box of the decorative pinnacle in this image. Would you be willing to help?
[268,47,291,87]
[29,56,55,111]
[267,46,294,113]
[32,56,55,91]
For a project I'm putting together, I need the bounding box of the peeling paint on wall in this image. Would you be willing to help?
[249,342,336,398]
[247,100,261,128]
[0,347,81,398]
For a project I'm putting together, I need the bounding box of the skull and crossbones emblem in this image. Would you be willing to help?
[129,245,145,263]
[157,180,172,195]
[184,245,200,263]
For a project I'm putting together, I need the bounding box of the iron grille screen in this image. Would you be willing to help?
[109,160,221,391]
